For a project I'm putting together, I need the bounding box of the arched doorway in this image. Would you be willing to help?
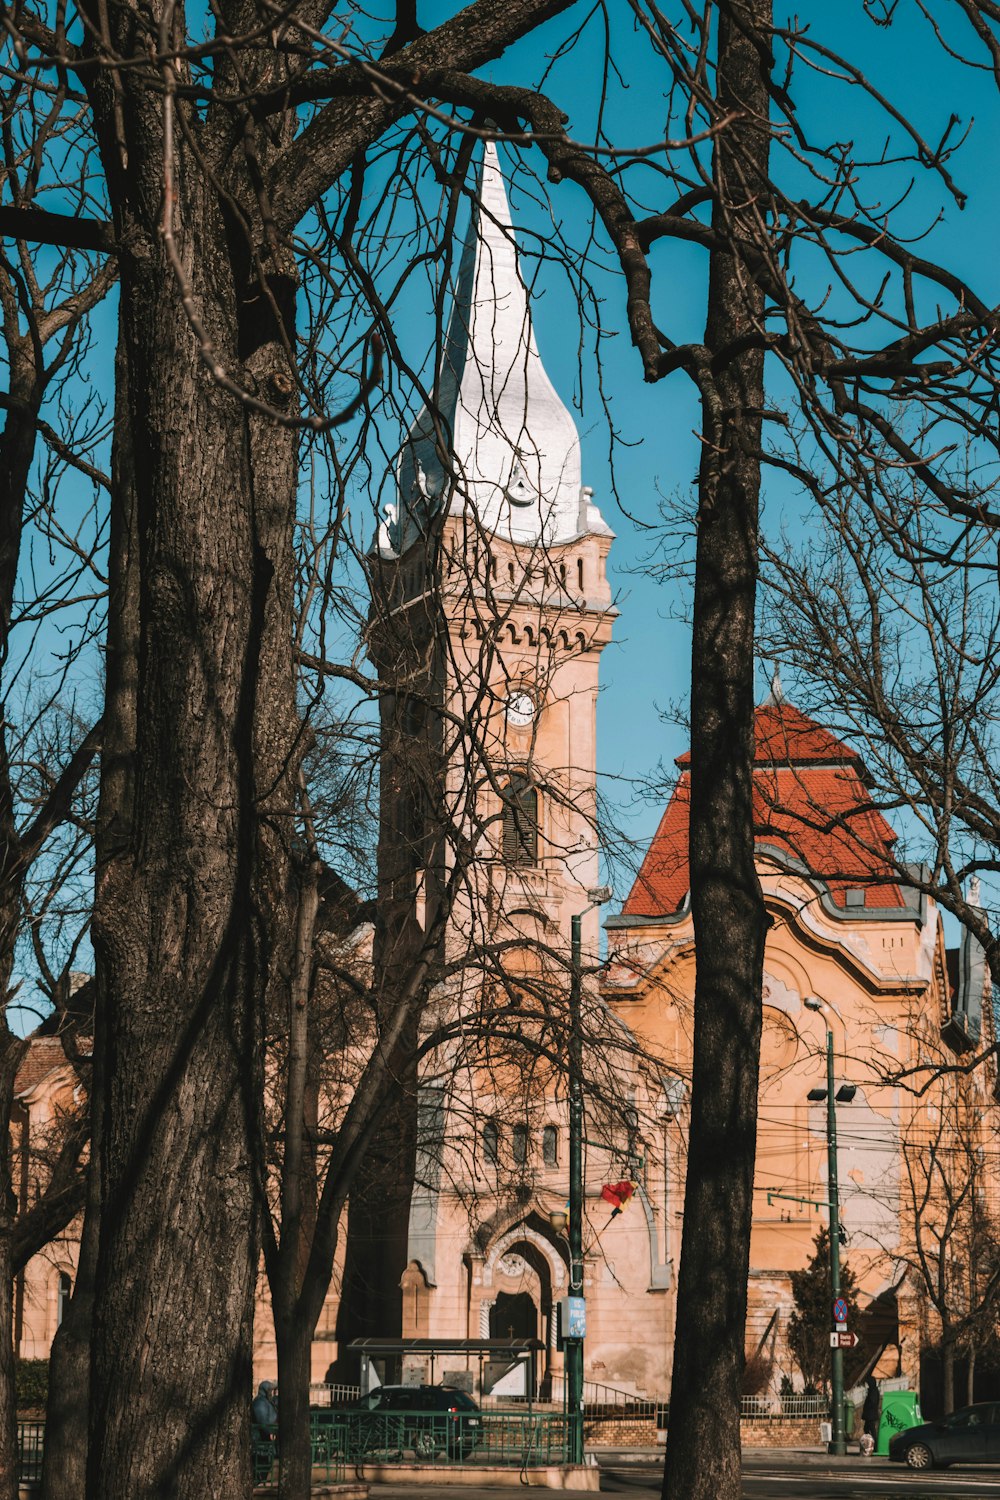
[490,1289,537,1343]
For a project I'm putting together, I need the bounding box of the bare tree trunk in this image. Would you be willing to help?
[966,1346,976,1407]
[41,1158,99,1500]
[43,337,136,1500]
[0,305,44,1500]
[273,849,322,1500]
[943,1342,956,1416]
[275,1320,316,1498]
[87,162,298,1490]
[0,1054,26,1500]
[663,4,772,1499]
[333,1062,419,1378]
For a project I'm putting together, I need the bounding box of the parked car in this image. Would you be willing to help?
[343,1384,483,1460]
[888,1402,1000,1469]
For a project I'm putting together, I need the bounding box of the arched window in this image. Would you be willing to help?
[57,1271,72,1327]
[542,1125,558,1166]
[512,1124,529,1166]
[483,1120,499,1163]
[502,774,538,867]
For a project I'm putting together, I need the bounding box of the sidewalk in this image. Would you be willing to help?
[590,1445,895,1466]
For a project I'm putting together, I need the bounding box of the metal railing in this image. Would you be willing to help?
[251,1413,347,1486]
[741,1394,830,1421]
[280,1408,575,1469]
[308,1381,359,1407]
[18,1421,44,1483]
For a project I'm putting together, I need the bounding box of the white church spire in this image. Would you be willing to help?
[390,141,607,554]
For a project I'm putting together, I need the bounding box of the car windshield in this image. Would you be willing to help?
[945,1407,987,1429]
[443,1391,478,1410]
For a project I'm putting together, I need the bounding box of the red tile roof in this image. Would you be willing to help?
[623,700,905,918]
[15,1036,70,1096]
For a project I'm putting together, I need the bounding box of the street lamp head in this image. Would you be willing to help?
[803,996,825,1013]
[587,885,613,906]
[548,1207,568,1234]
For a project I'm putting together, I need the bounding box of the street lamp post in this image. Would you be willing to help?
[804,996,855,1458]
[565,885,611,1466]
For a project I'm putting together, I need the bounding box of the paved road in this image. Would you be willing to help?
[600,1453,1000,1498]
[367,1450,1000,1498]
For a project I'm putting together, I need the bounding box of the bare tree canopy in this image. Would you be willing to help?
[4,2,1000,1498]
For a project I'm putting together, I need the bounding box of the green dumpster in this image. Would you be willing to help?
[844,1399,857,1442]
[876,1390,921,1455]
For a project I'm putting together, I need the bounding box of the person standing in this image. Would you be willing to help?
[862,1376,882,1451]
[252,1380,278,1427]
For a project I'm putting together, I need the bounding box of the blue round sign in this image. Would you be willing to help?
[833,1298,848,1323]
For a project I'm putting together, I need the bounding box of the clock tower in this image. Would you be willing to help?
[364,144,616,1365]
[371,141,616,969]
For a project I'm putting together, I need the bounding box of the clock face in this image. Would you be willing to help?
[506,690,535,728]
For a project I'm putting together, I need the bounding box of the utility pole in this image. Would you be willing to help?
[823,1023,847,1457]
[565,886,611,1466]
[804,996,855,1458]
[567,909,585,1466]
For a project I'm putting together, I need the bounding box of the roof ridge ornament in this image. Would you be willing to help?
[764,667,786,705]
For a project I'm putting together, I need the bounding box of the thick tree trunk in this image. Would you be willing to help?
[0,327,43,1500]
[663,5,772,1500]
[0,1052,27,1500]
[88,137,297,1489]
[332,1039,419,1382]
[275,1319,316,1498]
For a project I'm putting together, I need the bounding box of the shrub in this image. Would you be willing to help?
[16,1359,48,1410]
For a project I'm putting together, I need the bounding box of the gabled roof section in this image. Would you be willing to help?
[15,1036,72,1097]
[674,699,864,771]
[623,699,905,919]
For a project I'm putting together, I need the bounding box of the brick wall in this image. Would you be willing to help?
[740,1419,823,1448]
[584,1417,825,1449]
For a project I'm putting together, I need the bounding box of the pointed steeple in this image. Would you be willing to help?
[389,142,606,554]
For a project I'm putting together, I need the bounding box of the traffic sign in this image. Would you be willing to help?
[833,1298,848,1323]
[829,1331,859,1348]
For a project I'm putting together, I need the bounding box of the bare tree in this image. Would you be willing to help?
[5,5,1000,1499]
[759,470,1000,1002]
[0,62,111,1496]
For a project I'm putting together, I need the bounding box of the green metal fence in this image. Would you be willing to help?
[251,1414,347,1486]
[18,1408,575,1488]
[293,1408,575,1471]
[18,1421,44,1483]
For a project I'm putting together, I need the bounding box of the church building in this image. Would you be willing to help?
[9,144,995,1417]
[354,140,995,1405]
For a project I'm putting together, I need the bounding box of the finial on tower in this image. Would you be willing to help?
[763,667,786,706]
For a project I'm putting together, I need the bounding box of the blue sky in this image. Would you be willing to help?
[7,0,1000,1018]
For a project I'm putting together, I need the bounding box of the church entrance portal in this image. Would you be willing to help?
[490,1290,537,1343]
[486,1291,538,1396]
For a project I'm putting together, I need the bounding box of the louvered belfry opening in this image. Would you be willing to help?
[502,773,538,866]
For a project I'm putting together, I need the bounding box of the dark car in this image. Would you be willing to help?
[344,1383,483,1461]
[888,1402,1000,1469]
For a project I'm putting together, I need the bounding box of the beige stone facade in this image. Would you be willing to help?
[13,1037,82,1364]
[13,146,997,1421]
